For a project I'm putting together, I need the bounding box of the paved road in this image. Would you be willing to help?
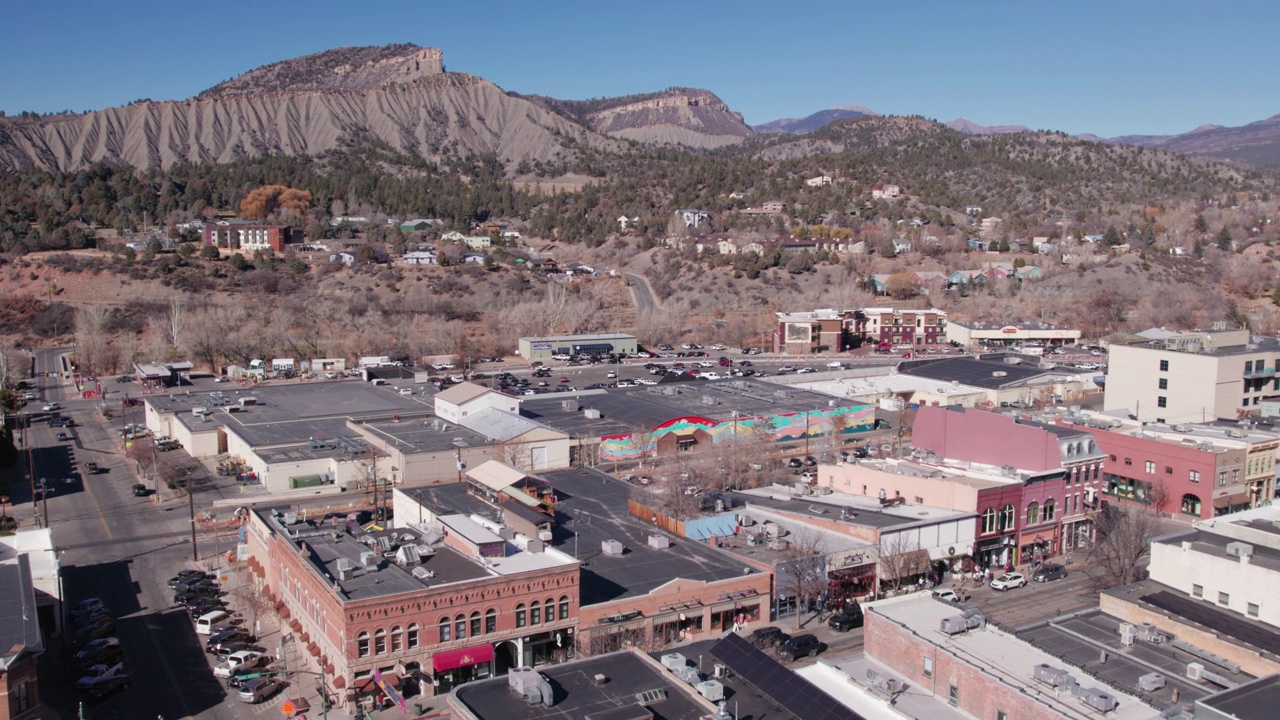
[625,273,661,314]
[18,350,270,720]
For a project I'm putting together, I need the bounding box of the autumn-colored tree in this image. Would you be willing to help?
[239,185,312,220]
[885,273,920,299]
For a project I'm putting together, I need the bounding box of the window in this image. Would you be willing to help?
[1192,584,1203,598]
[357,631,370,657]
[559,596,570,621]
[1043,499,1056,522]
[1109,454,1117,462]
[1124,457,1133,466]
[516,604,527,628]
[530,601,542,625]
[1248,603,1260,618]
[999,504,1015,531]
[1159,359,1169,372]
[1233,469,1240,483]
[374,629,387,655]
[981,507,997,534]
[1189,470,1200,483]
[923,656,933,678]
[486,608,497,634]
[1219,472,1228,487]
[545,598,556,623]
[391,626,402,653]
[1145,461,1155,474]
[948,685,960,707]
[470,612,481,638]
[1165,466,1173,475]
[1181,494,1202,516]
[1026,502,1040,525]
[455,616,467,640]
[1218,592,1230,606]
[1157,396,1167,408]
[997,712,1008,720]
[1088,441,1096,453]
[1158,378,1168,390]
[407,624,419,649]
[439,617,452,643]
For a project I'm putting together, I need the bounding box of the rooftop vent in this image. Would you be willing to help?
[395,544,422,566]
[359,551,380,568]
[411,566,435,581]
[602,539,625,556]
[1226,541,1254,558]
[283,511,299,525]
[584,408,602,419]
[561,399,577,412]
[648,535,671,549]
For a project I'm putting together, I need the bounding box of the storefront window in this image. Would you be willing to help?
[485,609,497,634]
[1182,493,1202,516]
[407,624,419,649]
[357,631,370,657]
[516,604,527,628]
[439,617,451,643]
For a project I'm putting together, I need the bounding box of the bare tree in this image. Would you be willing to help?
[495,440,532,470]
[1087,501,1164,589]
[73,305,110,373]
[776,527,830,628]
[877,532,927,597]
[164,296,186,356]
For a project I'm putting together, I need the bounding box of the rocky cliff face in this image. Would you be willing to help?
[582,89,753,148]
[0,47,622,173]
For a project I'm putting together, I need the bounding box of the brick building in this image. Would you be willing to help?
[203,220,296,252]
[774,309,849,354]
[851,307,947,348]
[0,557,44,720]
[245,499,580,711]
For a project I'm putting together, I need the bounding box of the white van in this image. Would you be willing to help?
[195,610,229,635]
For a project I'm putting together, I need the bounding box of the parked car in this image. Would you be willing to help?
[828,606,864,632]
[72,620,117,646]
[1032,564,1068,583]
[238,677,280,704]
[74,638,120,662]
[990,572,1028,591]
[214,651,265,678]
[168,570,211,588]
[207,630,254,654]
[932,588,971,603]
[228,667,274,689]
[78,674,130,700]
[777,634,822,661]
[748,626,790,649]
[83,461,99,474]
[42,402,60,411]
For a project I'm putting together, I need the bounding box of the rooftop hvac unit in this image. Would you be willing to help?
[1226,541,1254,558]
[508,667,542,694]
[283,511,299,525]
[410,566,435,581]
[940,616,969,635]
[336,557,353,581]
[1174,424,1192,433]
[602,539,625,556]
[648,535,670,549]
[1227,429,1247,438]
[1033,664,1069,687]
[696,680,725,702]
[395,544,422,566]
[498,526,515,540]
[1119,623,1136,646]
[701,395,718,405]
[1186,662,1204,681]
[1138,673,1166,692]
[359,551,380,568]
[675,667,701,685]
[581,408,601,419]
[661,653,688,673]
[1139,622,1157,641]
[526,539,545,554]
[1080,688,1118,713]
[538,529,554,542]
[561,400,577,411]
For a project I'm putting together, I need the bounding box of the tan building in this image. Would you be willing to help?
[1103,329,1278,423]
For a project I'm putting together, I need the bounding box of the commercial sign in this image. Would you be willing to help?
[532,343,553,350]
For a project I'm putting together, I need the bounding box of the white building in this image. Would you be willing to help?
[678,209,710,228]
[871,184,900,199]
[805,175,834,187]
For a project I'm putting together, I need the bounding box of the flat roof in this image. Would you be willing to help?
[868,595,1160,720]
[951,320,1076,331]
[359,416,490,454]
[733,487,973,529]
[452,649,711,720]
[801,655,969,720]
[1197,674,1280,720]
[1016,609,1245,709]
[521,333,637,343]
[521,379,867,436]
[794,372,988,400]
[1153,529,1280,574]
[0,557,42,668]
[896,356,1059,389]
[1110,581,1280,659]
[541,468,754,606]
[459,407,546,441]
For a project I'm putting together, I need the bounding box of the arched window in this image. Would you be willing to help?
[559,595,570,621]
[544,598,556,623]
[530,601,542,625]
[1181,493,1202,516]
[374,628,387,655]
[470,611,481,637]
[439,616,452,643]
[1042,499,1056,522]
[999,504,1015,531]
[1075,442,1084,456]
[485,608,497,634]
[1065,444,1074,457]
[1088,441,1096,453]
[455,615,467,640]
[407,624,419,649]
[357,631,370,658]
[516,604,527,628]
[981,508,997,534]
[390,626,403,653]
[1026,502,1040,525]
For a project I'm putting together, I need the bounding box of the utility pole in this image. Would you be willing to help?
[187,468,198,562]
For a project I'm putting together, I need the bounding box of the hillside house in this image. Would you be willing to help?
[616,215,639,230]
[964,205,983,215]
[203,221,296,252]
[678,209,710,228]
[871,184,901,200]
[399,219,441,232]
[330,252,357,265]
[890,238,913,254]
[442,231,491,249]
[805,175,834,187]
[401,250,438,266]
[332,215,370,226]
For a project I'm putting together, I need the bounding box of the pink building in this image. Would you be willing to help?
[911,406,1106,565]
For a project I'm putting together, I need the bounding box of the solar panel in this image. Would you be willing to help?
[709,633,865,720]
[1143,591,1280,656]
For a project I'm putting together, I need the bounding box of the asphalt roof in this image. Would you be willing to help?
[542,468,755,606]
[359,417,490,453]
[896,356,1057,389]
[731,491,929,530]
[1197,674,1280,720]
[1153,529,1280,574]
[0,557,43,668]
[452,649,710,720]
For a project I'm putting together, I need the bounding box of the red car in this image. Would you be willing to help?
[560,377,569,383]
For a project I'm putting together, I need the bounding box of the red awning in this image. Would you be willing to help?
[331,676,346,690]
[354,673,399,693]
[432,644,495,673]
[306,642,319,657]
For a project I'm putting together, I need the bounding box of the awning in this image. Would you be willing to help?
[1213,492,1249,509]
[355,673,399,693]
[331,676,346,690]
[432,644,495,673]
[879,549,932,580]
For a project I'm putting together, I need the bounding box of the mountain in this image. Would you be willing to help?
[518,88,753,149]
[751,106,877,135]
[0,45,749,173]
[1102,116,1280,167]
[945,118,1030,135]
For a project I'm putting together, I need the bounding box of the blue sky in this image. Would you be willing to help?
[1,0,1275,137]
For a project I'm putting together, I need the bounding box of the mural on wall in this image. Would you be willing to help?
[599,404,874,462]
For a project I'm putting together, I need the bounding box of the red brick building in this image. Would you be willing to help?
[203,220,296,252]
[245,504,580,710]
[0,558,44,720]
[853,307,947,348]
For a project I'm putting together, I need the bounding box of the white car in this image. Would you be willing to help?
[42,402,60,411]
[634,378,657,385]
[214,650,264,678]
[826,361,845,369]
[797,367,816,374]
[606,370,617,378]
[990,572,1027,591]
[696,371,720,380]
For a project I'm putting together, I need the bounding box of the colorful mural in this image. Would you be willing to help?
[599,404,875,462]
